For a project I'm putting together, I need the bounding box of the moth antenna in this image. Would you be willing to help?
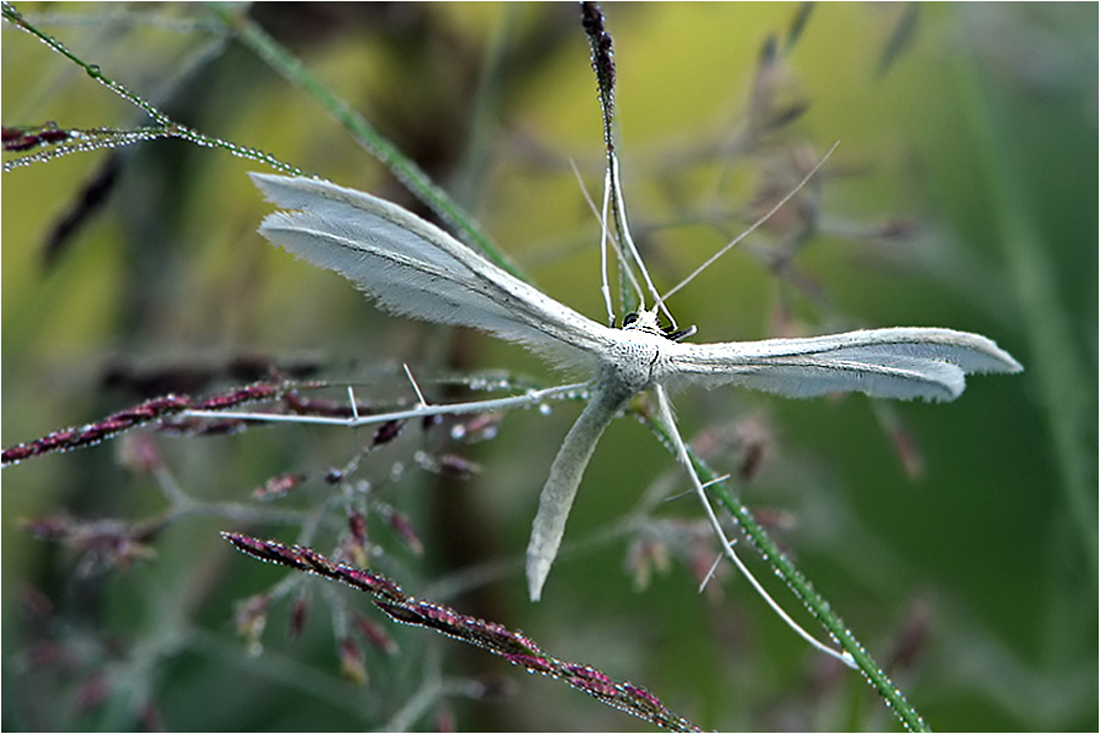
[609,152,678,328]
[599,166,618,326]
[582,2,674,329]
[567,158,643,328]
[657,139,840,308]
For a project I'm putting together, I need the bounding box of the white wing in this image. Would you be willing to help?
[526,378,630,602]
[250,173,617,370]
[664,327,1022,401]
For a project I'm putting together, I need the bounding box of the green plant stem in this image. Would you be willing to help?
[1,1,300,175]
[207,3,526,282]
[639,408,930,732]
[1,2,169,125]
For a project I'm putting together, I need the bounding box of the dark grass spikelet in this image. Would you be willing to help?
[415,451,480,479]
[580,2,616,153]
[1,382,294,467]
[378,505,424,556]
[192,382,281,410]
[253,472,307,500]
[354,613,398,655]
[372,419,406,446]
[288,595,309,642]
[784,2,814,52]
[43,153,121,267]
[21,515,165,573]
[222,532,404,602]
[2,123,72,152]
[284,389,368,418]
[877,3,920,78]
[222,532,702,732]
[2,395,190,467]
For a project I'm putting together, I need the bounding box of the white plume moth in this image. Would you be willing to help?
[249,171,1023,612]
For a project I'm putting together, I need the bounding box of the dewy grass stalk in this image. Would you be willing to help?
[206,3,525,282]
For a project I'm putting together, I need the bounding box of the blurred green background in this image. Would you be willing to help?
[3,3,1096,730]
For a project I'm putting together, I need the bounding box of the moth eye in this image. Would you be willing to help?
[622,312,639,327]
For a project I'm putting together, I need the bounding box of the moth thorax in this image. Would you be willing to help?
[605,327,665,393]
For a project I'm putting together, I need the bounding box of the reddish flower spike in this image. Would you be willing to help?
[338,638,367,686]
[253,472,306,500]
[354,614,398,655]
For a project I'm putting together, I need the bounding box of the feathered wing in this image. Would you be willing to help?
[250,173,617,370]
[526,378,632,602]
[665,327,1022,401]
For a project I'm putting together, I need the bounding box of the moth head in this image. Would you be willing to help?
[622,309,696,342]
[621,309,661,335]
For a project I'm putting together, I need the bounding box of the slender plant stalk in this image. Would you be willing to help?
[638,408,930,732]
[1,1,299,174]
[223,532,703,732]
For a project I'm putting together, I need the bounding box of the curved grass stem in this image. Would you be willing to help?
[637,403,930,732]
[206,4,525,282]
